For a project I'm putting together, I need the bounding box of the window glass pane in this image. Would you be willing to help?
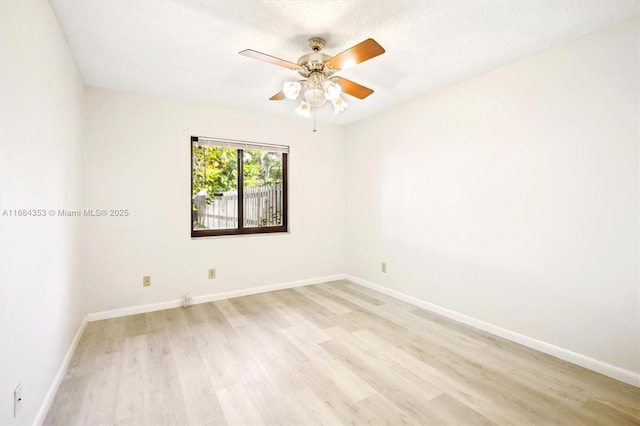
[243,150,284,228]
[191,136,288,237]
[192,144,238,230]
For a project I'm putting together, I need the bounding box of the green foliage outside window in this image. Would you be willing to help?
[242,150,283,188]
[192,144,283,204]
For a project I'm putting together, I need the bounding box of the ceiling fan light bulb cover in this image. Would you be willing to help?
[283,81,301,100]
[323,80,342,100]
[296,100,311,117]
[332,96,348,114]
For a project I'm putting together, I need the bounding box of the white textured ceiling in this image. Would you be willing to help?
[49,0,638,125]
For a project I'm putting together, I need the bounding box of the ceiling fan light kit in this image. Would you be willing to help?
[240,37,385,118]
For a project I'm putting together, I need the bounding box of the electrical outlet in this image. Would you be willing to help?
[208,268,216,279]
[143,276,151,287]
[381,262,387,273]
[14,384,22,418]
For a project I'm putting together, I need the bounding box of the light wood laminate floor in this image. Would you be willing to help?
[45,281,640,425]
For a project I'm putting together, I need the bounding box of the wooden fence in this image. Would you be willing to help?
[193,183,283,229]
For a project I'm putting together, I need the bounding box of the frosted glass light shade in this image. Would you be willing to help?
[332,96,348,114]
[323,80,342,101]
[296,100,311,117]
[283,81,301,100]
[303,88,327,107]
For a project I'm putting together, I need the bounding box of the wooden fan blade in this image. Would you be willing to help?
[334,77,374,99]
[239,49,298,70]
[326,38,385,70]
[270,91,286,101]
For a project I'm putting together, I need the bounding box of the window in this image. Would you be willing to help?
[191,136,288,237]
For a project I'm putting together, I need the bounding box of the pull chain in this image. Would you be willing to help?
[312,107,317,132]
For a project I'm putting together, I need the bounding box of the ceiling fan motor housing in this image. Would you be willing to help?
[297,52,332,77]
[296,37,336,78]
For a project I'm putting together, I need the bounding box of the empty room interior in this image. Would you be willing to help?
[1,1,639,425]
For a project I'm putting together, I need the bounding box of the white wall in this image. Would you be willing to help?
[82,88,346,314]
[345,18,639,374]
[0,1,86,425]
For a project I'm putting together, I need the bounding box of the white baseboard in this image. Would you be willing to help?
[33,316,88,425]
[86,274,346,322]
[345,274,640,388]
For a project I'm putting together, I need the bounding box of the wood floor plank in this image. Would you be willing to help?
[140,313,190,424]
[319,336,443,422]
[215,383,263,426]
[44,281,640,426]
[212,298,249,329]
[344,281,417,310]
[423,393,496,426]
[325,279,386,306]
[280,324,378,403]
[578,398,640,426]
[171,336,226,425]
[284,387,344,425]
[351,393,415,425]
[114,334,148,422]
[300,284,363,314]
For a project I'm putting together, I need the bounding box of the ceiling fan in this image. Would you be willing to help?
[239,37,385,116]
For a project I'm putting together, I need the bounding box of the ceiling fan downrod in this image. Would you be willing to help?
[308,37,326,52]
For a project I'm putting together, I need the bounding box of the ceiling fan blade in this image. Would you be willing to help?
[239,49,298,70]
[269,91,286,101]
[334,77,374,99]
[326,38,385,70]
